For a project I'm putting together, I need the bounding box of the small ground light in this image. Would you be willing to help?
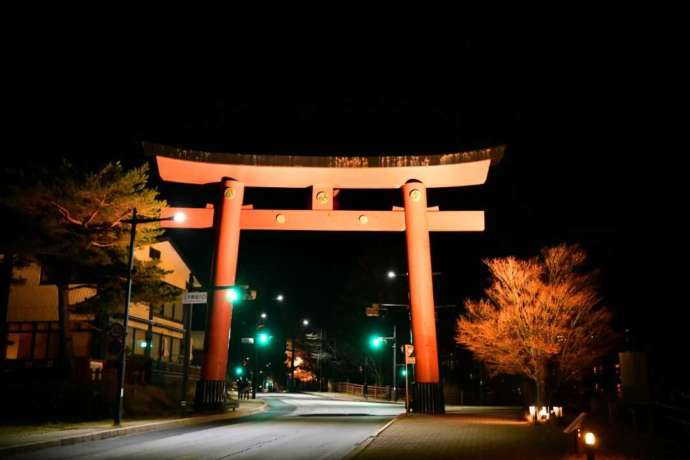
[584,432,596,446]
[173,211,187,223]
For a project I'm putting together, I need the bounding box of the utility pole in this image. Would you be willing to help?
[252,341,258,399]
[114,208,137,426]
[363,353,368,399]
[180,273,194,413]
[317,328,323,392]
[392,324,397,401]
[114,208,186,425]
[290,334,296,392]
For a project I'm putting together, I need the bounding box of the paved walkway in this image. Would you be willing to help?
[0,400,266,455]
[355,411,571,460]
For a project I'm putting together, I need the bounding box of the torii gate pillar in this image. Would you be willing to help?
[403,181,444,414]
[195,179,244,408]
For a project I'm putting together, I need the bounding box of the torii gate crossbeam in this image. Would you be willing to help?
[148,143,504,414]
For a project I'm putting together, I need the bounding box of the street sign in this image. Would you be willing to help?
[241,337,255,344]
[404,344,415,365]
[183,291,208,304]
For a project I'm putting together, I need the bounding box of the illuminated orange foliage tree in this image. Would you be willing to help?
[456,244,616,406]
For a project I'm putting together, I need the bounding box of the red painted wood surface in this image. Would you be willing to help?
[156,155,492,189]
[403,182,440,384]
[161,208,485,232]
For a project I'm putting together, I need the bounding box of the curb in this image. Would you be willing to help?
[342,414,402,460]
[0,401,268,457]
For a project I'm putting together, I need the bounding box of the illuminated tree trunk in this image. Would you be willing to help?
[403,181,444,414]
[195,179,244,409]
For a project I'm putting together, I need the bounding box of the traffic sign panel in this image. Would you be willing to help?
[183,291,208,304]
[404,344,416,364]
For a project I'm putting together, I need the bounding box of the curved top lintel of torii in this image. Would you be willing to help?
[145,143,505,189]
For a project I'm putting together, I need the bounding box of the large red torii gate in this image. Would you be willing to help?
[147,143,504,414]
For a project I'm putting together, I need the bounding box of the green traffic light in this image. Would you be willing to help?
[235,366,244,376]
[257,332,271,346]
[369,336,383,350]
[226,286,241,302]
[400,368,407,377]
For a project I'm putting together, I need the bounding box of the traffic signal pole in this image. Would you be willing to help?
[392,324,397,401]
[252,342,258,399]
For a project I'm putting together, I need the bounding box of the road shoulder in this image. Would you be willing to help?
[0,399,267,457]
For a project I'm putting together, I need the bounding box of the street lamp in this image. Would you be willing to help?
[276,294,284,302]
[302,319,309,326]
[114,208,186,426]
[260,312,267,320]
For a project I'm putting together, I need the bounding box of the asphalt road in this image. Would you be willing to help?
[9,393,404,460]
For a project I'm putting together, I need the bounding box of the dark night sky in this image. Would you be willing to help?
[7,33,680,385]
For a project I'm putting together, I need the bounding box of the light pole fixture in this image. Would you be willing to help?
[114,208,186,426]
[276,294,284,302]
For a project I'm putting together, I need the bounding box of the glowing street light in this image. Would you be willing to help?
[276,294,284,302]
[400,367,407,377]
[234,366,244,377]
[302,319,310,326]
[260,312,267,319]
[115,208,193,426]
[387,270,396,279]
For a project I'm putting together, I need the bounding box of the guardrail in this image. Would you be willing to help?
[335,382,398,400]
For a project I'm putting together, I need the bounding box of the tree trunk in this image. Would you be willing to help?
[535,378,545,408]
[57,282,76,378]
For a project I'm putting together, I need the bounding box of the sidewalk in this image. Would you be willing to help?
[353,410,572,460]
[0,399,267,456]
